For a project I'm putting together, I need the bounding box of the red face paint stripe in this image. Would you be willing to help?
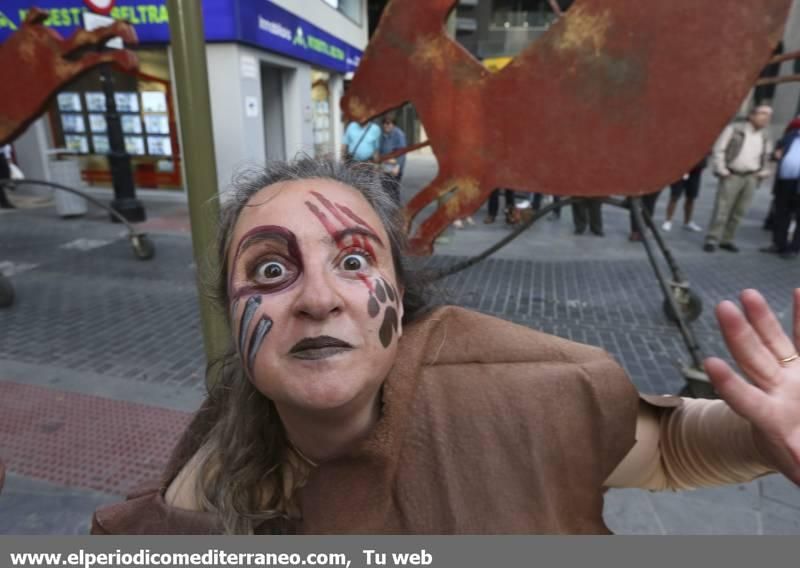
[337,203,379,235]
[357,273,375,293]
[361,238,377,259]
[305,201,344,248]
[311,191,353,228]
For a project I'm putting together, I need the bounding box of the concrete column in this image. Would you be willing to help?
[13,118,54,196]
[281,64,315,158]
[206,44,266,194]
[330,74,345,157]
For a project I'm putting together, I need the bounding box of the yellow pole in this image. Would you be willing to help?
[167,0,229,382]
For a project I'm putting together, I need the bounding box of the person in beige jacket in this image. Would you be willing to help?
[704,105,774,253]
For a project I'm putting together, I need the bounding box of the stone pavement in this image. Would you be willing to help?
[0,155,797,534]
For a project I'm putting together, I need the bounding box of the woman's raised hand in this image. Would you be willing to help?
[704,288,800,485]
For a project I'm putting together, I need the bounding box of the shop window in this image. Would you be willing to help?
[491,0,562,29]
[312,69,334,158]
[46,48,181,190]
[322,0,362,25]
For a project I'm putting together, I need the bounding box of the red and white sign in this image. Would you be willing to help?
[83,0,116,15]
[82,12,123,49]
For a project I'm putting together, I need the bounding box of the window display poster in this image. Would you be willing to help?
[124,136,146,156]
[61,114,86,133]
[115,92,140,113]
[57,92,82,112]
[144,115,169,134]
[65,135,89,154]
[142,91,168,113]
[85,92,106,112]
[147,136,173,157]
[121,115,143,134]
[92,135,110,154]
[88,114,107,133]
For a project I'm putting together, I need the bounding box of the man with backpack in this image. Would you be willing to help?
[704,105,774,253]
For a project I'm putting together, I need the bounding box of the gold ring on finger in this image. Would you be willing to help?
[779,352,800,366]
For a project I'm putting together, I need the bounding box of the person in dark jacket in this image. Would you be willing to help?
[760,127,800,259]
[661,157,708,233]
[378,113,407,205]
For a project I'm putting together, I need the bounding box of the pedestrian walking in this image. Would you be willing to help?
[572,197,604,236]
[760,123,800,259]
[342,120,381,164]
[704,105,774,253]
[548,195,563,220]
[661,157,707,233]
[484,189,516,224]
[629,190,662,241]
[379,113,407,204]
[531,194,562,219]
[763,115,800,231]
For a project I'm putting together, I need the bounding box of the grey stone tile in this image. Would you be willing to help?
[674,481,761,511]
[647,490,761,535]
[0,474,118,535]
[760,496,800,535]
[603,489,665,535]
[760,474,800,510]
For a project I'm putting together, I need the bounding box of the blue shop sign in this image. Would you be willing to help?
[0,0,361,73]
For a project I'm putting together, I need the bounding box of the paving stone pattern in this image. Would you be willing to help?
[0,382,188,495]
[424,251,799,395]
[1,207,207,390]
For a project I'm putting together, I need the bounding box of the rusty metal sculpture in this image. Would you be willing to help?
[0,8,144,314]
[343,0,792,255]
[0,7,139,146]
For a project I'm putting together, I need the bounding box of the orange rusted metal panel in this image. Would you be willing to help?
[343,0,792,254]
[0,8,139,146]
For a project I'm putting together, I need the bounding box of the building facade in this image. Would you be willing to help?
[0,0,367,194]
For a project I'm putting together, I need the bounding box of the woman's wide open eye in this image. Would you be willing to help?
[255,260,288,281]
[340,253,368,272]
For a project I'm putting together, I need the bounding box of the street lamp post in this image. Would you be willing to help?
[101,66,146,222]
[83,0,145,223]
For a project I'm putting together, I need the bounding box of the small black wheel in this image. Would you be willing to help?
[131,234,155,261]
[0,275,14,308]
[663,289,703,323]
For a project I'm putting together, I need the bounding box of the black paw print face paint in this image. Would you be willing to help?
[303,191,400,349]
[359,275,401,349]
[229,226,303,377]
[371,277,400,348]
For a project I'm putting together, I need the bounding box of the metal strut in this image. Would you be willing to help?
[426,194,715,397]
[2,178,142,233]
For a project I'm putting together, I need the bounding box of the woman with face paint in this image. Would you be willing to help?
[92,158,800,535]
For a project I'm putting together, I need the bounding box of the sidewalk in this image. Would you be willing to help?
[0,158,798,534]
